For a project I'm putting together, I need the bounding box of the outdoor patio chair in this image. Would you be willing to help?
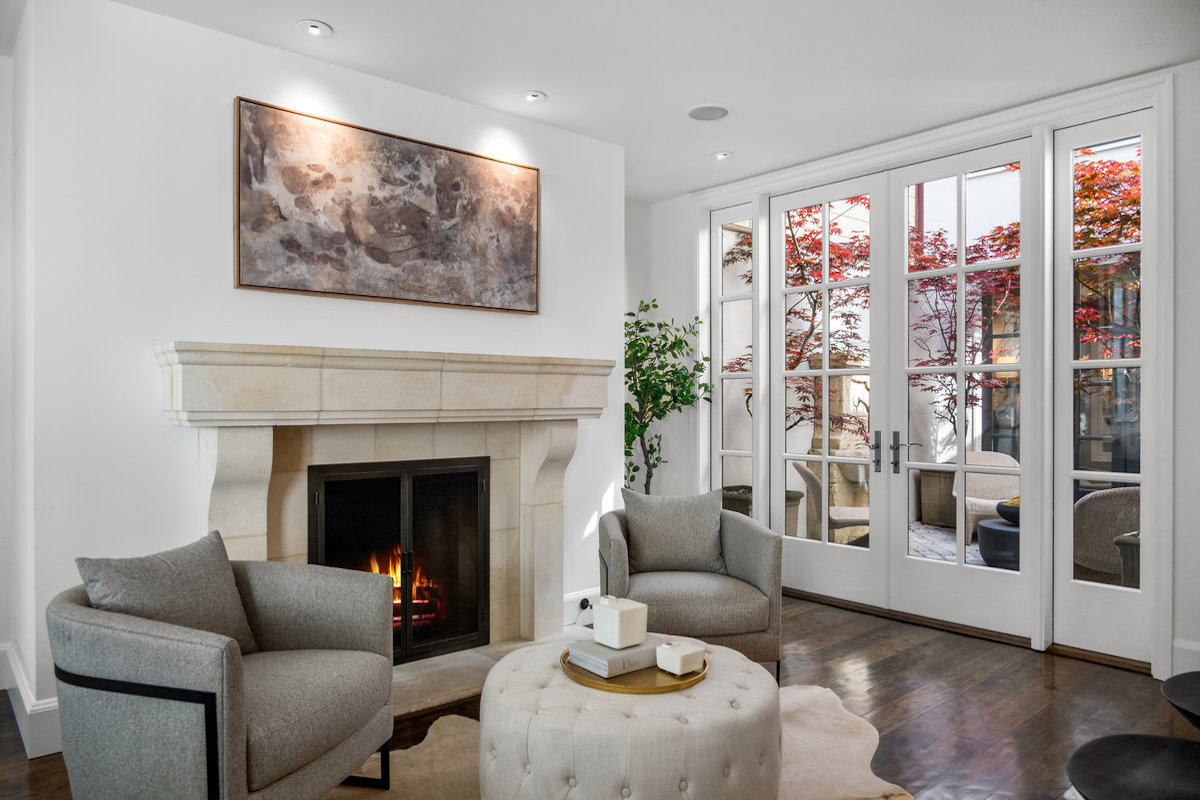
[1073,486,1140,585]
[954,451,1020,542]
[791,462,869,537]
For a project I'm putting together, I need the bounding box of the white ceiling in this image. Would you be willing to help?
[12,0,1200,201]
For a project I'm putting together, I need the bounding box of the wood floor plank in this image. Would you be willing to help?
[0,693,70,799]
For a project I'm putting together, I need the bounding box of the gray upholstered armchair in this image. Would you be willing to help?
[47,555,394,800]
[1074,486,1141,586]
[599,507,782,668]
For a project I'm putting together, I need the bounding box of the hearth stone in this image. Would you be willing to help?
[390,633,579,719]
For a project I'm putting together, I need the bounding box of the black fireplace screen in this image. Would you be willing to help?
[308,457,490,663]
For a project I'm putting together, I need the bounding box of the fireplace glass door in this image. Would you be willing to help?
[309,457,490,664]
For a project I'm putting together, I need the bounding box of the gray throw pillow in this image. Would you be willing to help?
[76,530,259,654]
[622,488,726,574]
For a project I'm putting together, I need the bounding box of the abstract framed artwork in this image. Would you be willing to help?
[236,98,539,313]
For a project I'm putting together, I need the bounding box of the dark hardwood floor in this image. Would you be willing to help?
[778,597,1199,799]
[3,596,1196,799]
[0,693,69,800]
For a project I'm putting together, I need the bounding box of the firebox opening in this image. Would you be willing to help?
[309,457,490,664]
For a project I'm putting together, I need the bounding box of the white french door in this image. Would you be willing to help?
[885,139,1041,639]
[764,144,1041,637]
[711,107,1167,664]
[1052,110,1156,663]
[769,174,888,607]
[762,143,1040,636]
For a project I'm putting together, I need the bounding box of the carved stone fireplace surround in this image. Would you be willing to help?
[155,342,614,643]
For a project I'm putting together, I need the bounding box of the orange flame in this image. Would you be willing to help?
[366,545,442,620]
[413,563,434,592]
[368,545,405,606]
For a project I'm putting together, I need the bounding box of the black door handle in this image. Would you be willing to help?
[889,431,923,473]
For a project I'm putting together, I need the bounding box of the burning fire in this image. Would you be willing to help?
[368,545,405,607]
[367,545,444,624]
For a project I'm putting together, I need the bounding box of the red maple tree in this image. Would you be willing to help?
[1072,145,1143,361]
[906,185,1022,439]
[720,144,1140,455]
[723,198,872,445]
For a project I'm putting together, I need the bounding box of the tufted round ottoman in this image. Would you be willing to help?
[479,638,781,800]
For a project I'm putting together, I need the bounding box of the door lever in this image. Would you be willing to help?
[889,431,923,473]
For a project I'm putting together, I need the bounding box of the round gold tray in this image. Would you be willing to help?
[559,650,707,694]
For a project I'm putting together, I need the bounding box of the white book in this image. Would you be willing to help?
[567,633,668,678]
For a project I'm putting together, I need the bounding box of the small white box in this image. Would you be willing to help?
[656,640,706,676]
[592,596,648,649]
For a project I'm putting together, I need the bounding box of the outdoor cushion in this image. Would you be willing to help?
[242,648,392,790]
[75,530,259,654]
[622,488,726,574]
[628,571,768,637]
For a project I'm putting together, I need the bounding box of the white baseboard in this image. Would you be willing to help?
[1173,637,1200,674]
[563,587,600,628]
[2,641,62,758]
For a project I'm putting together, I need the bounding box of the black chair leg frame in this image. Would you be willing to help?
[341,741,391,790]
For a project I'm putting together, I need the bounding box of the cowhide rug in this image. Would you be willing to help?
[328,684,911,800]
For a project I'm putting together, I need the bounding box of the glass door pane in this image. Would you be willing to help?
[781,194,872,547]
[904,161,1023,571]
[712,208,758,518]
[1066,135,1144,588]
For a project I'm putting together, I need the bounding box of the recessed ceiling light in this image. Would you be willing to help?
[712,151,735,161]
[688,105,729,121]
[297,19,333,38]
[521,90,548,103]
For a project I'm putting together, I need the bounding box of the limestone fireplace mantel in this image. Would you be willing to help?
[155,342,615,641]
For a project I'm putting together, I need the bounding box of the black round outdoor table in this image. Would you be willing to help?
[1067,734,1200,799]
[976,518,1019,570]
[1163,671,1200,731]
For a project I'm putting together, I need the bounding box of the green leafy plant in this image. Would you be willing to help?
[624,299,711,493]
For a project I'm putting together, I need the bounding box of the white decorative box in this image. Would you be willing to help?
[592,596,648,649]
[656,640,705,676]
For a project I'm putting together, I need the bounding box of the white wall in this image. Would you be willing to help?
[0,53,13,662]
[639,61,1200,674]
[10,0,34,708]
[625,200,652,308]
[1169,59,1200,672]
[621,196,710,497]
[11,0,624,728]
[632,195,707,497]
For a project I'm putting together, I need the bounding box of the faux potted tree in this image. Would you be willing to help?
[624,299,710,494]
